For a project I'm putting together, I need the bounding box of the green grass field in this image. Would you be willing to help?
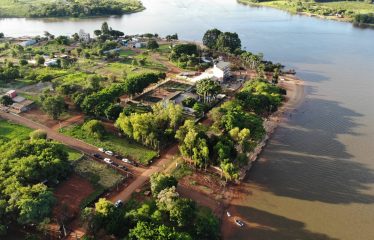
[0,119,83,161]
[0,119,32,140]
[60,124,158,164]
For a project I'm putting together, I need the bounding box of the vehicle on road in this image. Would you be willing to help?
[111,162,119,167]
[235,219,244,227]
[98,148,105,152]
[115,200,123,208]
[227,211,231,217]
[122,158,130,163]
[104,158,113,164]
[105,150,114,156]
[115,154,122,159]
[92,153,102,159]
[119,165,128,171]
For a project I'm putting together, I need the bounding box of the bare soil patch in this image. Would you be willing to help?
[53,173,95,221]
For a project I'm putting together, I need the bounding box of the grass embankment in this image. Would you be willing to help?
[0,119,83,161]
[60,124,158,164]
[238,0,374,23]
[0,0,144,18]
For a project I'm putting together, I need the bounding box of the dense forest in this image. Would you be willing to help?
[0,0,144,18]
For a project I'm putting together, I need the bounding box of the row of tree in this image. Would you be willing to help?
[116,103,184,150]
[27,0,143,18]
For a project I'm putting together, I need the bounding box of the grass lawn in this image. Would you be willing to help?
[119,49,136,57]
[172,163,193,180]
[60,124,158,164]
[0,119,83,161]
[0,119,32,140]
[73,157,123,189]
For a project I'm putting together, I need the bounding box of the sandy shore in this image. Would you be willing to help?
[221,75,306,239]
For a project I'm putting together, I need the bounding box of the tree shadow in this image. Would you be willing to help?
[246,98,374,204]
[227,206,339,240]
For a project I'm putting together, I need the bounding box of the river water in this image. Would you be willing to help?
[1,0,374,239]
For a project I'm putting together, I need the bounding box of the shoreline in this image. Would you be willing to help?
[221,74,305,239]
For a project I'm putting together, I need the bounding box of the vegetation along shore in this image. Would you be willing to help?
[238,0,374,26]
[0,0,144,18]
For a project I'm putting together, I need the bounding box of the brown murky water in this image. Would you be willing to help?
[1,0,374,239]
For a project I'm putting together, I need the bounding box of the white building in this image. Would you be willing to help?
[79,30,91,42]
[213,60,231,82]
[19,39,37,47]
[44,59,59,67]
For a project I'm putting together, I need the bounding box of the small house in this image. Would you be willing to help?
[19,39,37,47]
[10,100,34,113]
[213,60,231,82]
[6,90,17,99]
[44,59,59,67]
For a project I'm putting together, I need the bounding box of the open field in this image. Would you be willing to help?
[60,123,158,164]
[0,119,32,140]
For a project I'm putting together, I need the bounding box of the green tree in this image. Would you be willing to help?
[196,78,221,103]
[8,183,55,225]
[194,207,220,240]
[82,120,106,140]
[29,129,47,140]
[202,28,222,49]
[169,198,196,227]
[156,186,179,212]
[150,173,178,198]
[105,104,122,120]
[147,39,159,50]
[41,95,65,120]
[35,55,45,65]
[0,95,13,106]
[215,32,241,53]
[101,22,110,35]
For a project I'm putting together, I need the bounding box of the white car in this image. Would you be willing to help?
[122,158,130,163]
[104,158,113,164]
[235,219,244,227]
[98,148,105,152]
[105,150,114,156]
[227,211,231,217]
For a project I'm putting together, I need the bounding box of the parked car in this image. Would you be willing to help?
[105,150,114,156]
[115,200,123,208]
[122,158,131,164]
[111,162,119,167]
[104,158,113,164]
[92,153,102,159]
[119,165,128,171]
[115,154,122,159]
[98,148,105,152]
[235,219,244,227]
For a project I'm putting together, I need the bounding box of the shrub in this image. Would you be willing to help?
[30,129,47,140]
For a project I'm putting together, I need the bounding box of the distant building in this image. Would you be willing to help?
[79,30,91,42]
[213,60,231,81]
[5,90,17,99]
[11,100,35,113]
[44,59,59,67]
[19,39,37,47]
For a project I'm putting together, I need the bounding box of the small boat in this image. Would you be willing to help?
[284,69,296,75]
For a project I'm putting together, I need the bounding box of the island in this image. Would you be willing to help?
[0,0,144,18]
[238,0,374,26]
[0,23,302,239]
